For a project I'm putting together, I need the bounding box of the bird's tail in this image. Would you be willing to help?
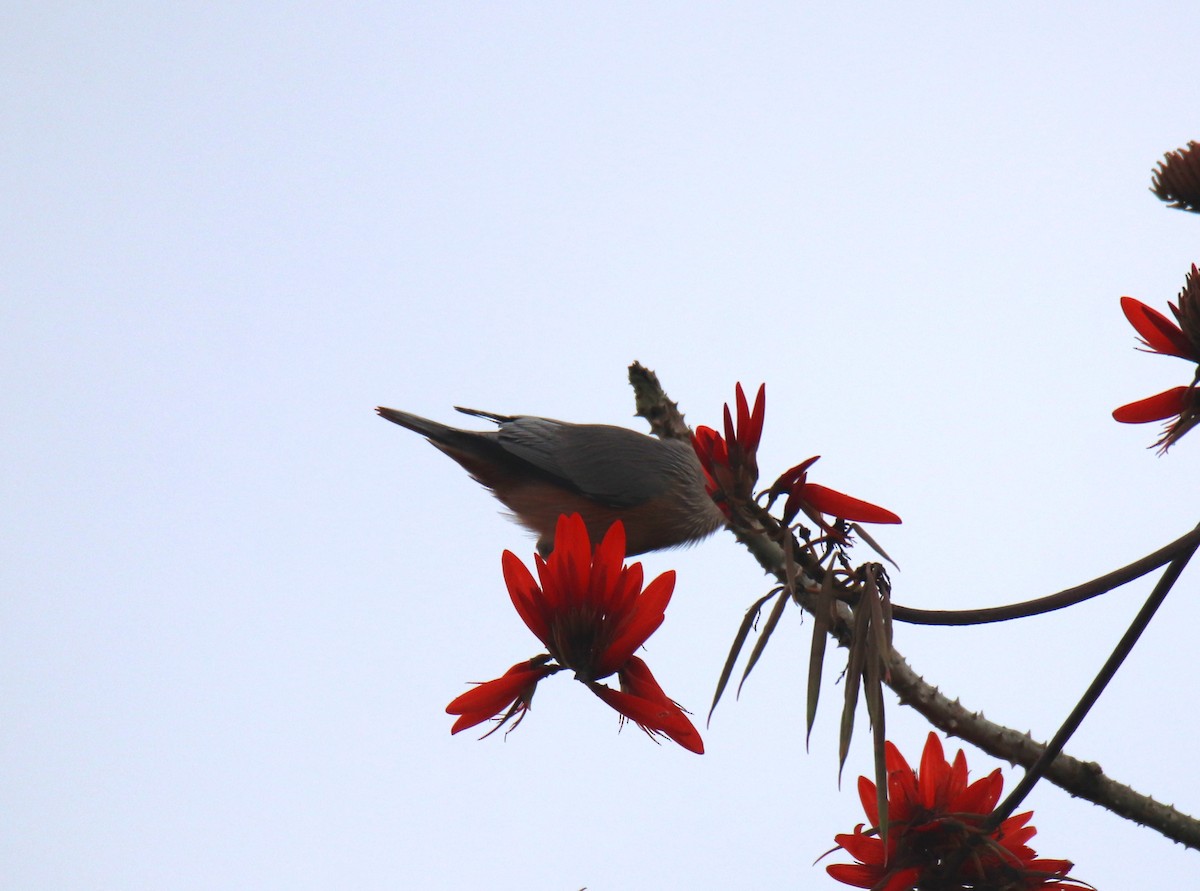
[375,407,462,442]
[453,406,517,425]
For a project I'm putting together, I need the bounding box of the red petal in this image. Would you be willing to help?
[589,519,627,608]
[1121,296,1193,358]
[503,551,550,646]
[776,455,820,489]
[598,570,675,675]
[883,874,926,891]
[945,748,969,807]
[745,383,766,452]
[959,768,1003,814]
[1024,858,1083,887]
[533,553,563,614]
[1112,386,1190,422]
[593,519,626,569]
[618,655,670,699]
[828,862,923,891]
[856,774,879,825]
[692,425,728,470]
[449,713,490,734]
[591,684,704,754]
[723,402,737,447]
[535,514,591,612]
[592,658,704,753]
[605,561,644,620]
[834,827,885,863]
[883,740,911,775]
[802,483,902,524]
[732,382,766,452]
[880,868,924,891]
[889,764,920,820]
[445,661,549,731]
[735,383,751,441]
[882,742,919,819]
[918,732,948,809]
[998,821,1037,850]
[557,513,593,604]
[776,456,820,523]
[825,863,882,888]
[445,663,538,715]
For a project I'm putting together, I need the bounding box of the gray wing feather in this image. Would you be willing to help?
[496,420,673,508]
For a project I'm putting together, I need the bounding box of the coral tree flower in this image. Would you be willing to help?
[827,733,1086,891]
[767,456,901,536]
[445,657,554,736]
[445,513,703,754]
[692,382,766,509]
[1113,265,1200,451]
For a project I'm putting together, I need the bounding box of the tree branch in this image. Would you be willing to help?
[630,362,1200,850]
[889,524,1200,625]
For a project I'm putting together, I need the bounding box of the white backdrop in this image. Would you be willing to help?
[4,4,1198,888]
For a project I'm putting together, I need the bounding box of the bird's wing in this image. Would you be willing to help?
[497,420,672,508]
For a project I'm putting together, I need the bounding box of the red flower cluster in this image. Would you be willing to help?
[1113,265,1200,451]
[445,513,703,754]
[692,382,766,509]
[827,733,1085,891]
[692,382,900,534]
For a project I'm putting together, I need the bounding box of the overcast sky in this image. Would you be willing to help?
[4,3,1199,888]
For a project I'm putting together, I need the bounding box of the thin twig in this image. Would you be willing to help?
[889,524,1200,625]
[985,536,1200,829]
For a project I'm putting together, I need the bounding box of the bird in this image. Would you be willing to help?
[376,405,727,556]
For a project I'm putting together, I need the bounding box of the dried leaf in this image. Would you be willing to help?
[838,595,871,783]
[871,691,889,848]
[861,565,891,845]
[1151,141,1200,213]
[877,569,894,681]
[806,569,835,749]
[850,522,900,569]
[864,601,888,843]
[867,567,892,680]
[737,583,790,697]
[708,589,778,722]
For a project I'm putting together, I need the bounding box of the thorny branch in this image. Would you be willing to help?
[629,361,1200,850]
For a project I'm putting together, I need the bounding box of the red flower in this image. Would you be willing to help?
[1118,292,1199,361]
[767,456,901,536]
[1113,267,1200,451]
[692,382,766,507]
[445,657,554,735]
[827,733,1086,891]
[445,513,703,754]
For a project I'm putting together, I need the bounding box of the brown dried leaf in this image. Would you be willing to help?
[1151,141,1200,213]
[864,584,889,843]
[850,522,900,569]
[852,566,894,844]
[708,589,778,722]
[737,582,790,697]
[806,569,835,749]
[838,595,871,784]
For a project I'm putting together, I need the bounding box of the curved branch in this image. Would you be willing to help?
[889,523,1200,625]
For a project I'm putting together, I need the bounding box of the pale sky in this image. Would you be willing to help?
[4,3,1199,888]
